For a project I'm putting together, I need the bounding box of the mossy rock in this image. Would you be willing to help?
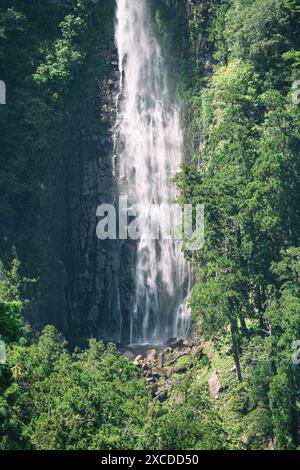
[174,354,193,372]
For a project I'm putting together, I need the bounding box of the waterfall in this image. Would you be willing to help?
[114,0,191,345]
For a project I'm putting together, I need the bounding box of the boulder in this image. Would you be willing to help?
[194,346,203,359]
[208,370,221,397]
[145,348,157,362]
[174,364,190,374]
[207,351,215,360]
[151,383,159,396]
[164,347,173,356]
[157,351,166,367]
[133,354,143,365]
[123,351,135,360]
[151,367,171,378]
[165,337,178,348]
[141,362,150,373]
[155,389,168,403]
[165,338,184,350]
[169,351,189,365]
[146,376,155,384]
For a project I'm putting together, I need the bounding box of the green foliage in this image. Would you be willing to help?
[0,301,22,345]
[143,381,225,450]
[7,326,150,450]
[176,0,300,450]
[0,259,28,449]
[0,258,35,344]
[0,259,35,303]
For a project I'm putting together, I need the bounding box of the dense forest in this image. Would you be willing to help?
[0,0,300,451]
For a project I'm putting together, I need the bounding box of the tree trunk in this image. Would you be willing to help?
[239,313,248,336]
[231,323,243,382]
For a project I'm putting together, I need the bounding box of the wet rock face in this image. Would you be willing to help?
[65,41,124,341]
[65,47,121,343]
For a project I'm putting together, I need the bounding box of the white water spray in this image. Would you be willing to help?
[115,0,191,345]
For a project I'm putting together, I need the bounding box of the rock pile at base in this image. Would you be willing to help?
[123,338,204,402]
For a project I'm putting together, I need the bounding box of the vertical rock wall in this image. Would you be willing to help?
[27,5,123,345]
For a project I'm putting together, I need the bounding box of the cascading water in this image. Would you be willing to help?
[114,0,191,345]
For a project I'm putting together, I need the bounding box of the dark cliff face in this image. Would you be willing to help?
[61,45,122,344]
[25,3,122,344]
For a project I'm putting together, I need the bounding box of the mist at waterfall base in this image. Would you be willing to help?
[113,0,191,347]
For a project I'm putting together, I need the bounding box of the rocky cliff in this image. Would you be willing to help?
[25,1,122,344]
